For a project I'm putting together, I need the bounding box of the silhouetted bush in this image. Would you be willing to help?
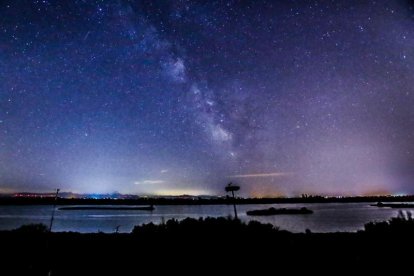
[131,217,279,235]
[14,223,48,233]
[364,211,414,234]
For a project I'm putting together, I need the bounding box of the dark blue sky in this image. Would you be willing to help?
[1,0,413,196]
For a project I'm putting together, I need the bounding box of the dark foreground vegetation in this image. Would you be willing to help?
[2,213,414,275]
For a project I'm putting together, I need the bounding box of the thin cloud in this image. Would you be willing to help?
[229,172,293,178]
[134,180,165,185]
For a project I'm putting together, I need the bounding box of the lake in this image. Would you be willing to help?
[0,202,413,233]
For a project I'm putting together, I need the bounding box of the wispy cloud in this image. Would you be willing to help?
[154,188,210,196]
[229,172,293,178]
[134,180,165,185]
[160,169,169,174]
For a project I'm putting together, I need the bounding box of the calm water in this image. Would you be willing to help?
[0,203,413,233]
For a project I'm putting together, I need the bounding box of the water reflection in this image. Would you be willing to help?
[0,202,413,233]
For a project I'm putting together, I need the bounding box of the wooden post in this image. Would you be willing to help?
[231,190,238,219]
[49,189,60,232]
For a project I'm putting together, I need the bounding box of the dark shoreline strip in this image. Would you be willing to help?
[59,206,154,211]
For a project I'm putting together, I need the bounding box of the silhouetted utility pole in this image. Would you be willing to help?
[225,183,240,219]
[49,189,60,232]
[47,189,60,276]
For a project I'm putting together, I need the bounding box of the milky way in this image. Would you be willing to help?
[0,0,413,196]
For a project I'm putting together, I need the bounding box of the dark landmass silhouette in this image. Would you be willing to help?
[246,207,313,216]
[58,205,155,211]
[371,202,414,208]
[2,194,414,206]
[1,212,414,275]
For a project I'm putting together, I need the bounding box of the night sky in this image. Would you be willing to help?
[1,0,413,196]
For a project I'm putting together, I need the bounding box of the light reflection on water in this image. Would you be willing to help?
[0,202,413,233]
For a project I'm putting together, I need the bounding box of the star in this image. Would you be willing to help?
[0,0,413,196]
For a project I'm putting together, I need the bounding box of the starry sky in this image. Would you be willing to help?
[0,0,413,197]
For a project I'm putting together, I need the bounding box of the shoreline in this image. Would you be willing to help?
[1,195,414,206]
